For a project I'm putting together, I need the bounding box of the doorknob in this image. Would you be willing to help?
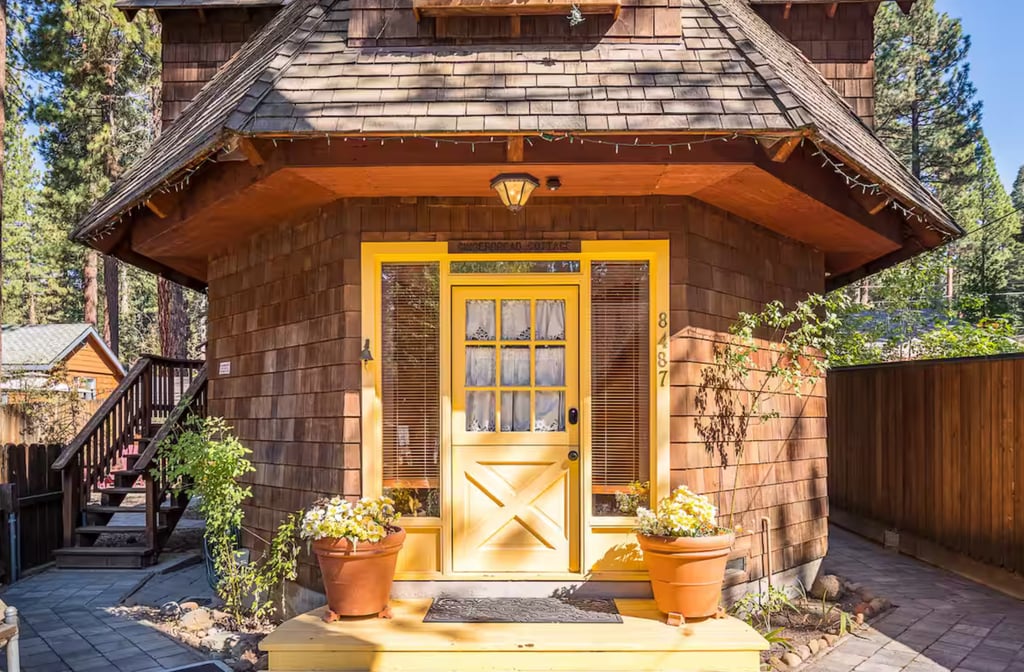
[568,408,579,425]
[568,450,580,462]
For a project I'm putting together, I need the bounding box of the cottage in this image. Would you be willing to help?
[2,324,125,401]
[55,0,957,666]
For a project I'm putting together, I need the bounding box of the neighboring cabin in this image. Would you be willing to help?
[1,324,126,402]
[56,0,958,609]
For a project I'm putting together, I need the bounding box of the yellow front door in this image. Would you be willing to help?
[451,286,580,573]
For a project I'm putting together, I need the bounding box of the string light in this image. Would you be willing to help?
[86,132,938,241]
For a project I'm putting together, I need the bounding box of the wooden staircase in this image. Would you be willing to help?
[51,356,207,569]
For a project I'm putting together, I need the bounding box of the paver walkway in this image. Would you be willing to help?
[0,564,205,672]
[808,526,1024,672]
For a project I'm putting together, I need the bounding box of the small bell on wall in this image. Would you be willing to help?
[360,339,374,366]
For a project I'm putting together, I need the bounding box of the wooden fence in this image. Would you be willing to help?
[828,353,1024,592]
[0,444,64,582]
[0,400,103,444]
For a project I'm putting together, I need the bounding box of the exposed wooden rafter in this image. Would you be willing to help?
[237,137,265,167]
[760,135,802,163]
[143,191,177,220]
[782,2,792,19]
[506,136,524,163]
[825,2,838,18]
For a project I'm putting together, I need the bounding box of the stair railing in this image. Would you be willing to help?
[135,365,208,550]
[52,355,204,547]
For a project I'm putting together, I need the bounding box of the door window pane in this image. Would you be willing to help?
[465,346,496,386]
[501,391,531,432]
[535,346,565,386]
[501,300,532,340]
[536,300,566,340]
[466,300,496,340]
[466,391,496,432]
[535,391,565,432]
[501,347,531,386]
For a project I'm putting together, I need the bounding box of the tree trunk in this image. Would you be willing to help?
[103,256,120,356]
[100,54,121,355]
[84,251,98,325]
[1,0,6,367]
[158,278,188,358]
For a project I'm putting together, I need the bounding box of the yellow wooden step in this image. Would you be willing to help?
[260,599,768,671]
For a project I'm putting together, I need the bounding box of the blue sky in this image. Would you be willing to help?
[935,0,1024,191]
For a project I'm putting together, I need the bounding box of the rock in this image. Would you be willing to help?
[180,601,200,612]
[233,659,255,672]
[853,602,872,616]
[869,597,892,613]
[809,574,843,601]
[782,652,803,668]
[200,627,233,652]
[768,655,783,669]
[823,634,839,646]
[229,634,261,659]
[808,639,820,655]
[795,645,811,660]
[159,601,182,619]
[212,609,232,623]
[858,588,876,603]
[855,612,865,625]
[179,607,216,633]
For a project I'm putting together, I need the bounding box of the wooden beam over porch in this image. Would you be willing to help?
[123,134,928,282]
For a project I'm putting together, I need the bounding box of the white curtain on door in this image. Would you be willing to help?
[501,391,531,432]
[535,346,565,387]
[501,347,531,386]
[466,391,495,432]
[536,300,566,340]
[501,300,532,340]
[466,300,496,341]
[535,391,565,432]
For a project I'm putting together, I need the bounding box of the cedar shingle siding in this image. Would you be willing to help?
[207,196,826,590]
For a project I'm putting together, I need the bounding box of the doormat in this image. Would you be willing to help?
[423,597,623,624]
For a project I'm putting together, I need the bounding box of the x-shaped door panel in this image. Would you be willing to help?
[453,448,578,572]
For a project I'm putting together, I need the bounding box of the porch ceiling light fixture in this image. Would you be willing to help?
[491,173,540,213]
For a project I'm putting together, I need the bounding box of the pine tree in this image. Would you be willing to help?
[1012,165,1024,229]
[875,0,983,303]
[26,0,160,354]
[953,139,1021,319]
[875,0,982,192]
[1,0,7,365]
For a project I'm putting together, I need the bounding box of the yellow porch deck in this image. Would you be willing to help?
[260,599,768,672]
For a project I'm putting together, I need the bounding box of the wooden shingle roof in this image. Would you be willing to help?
[73,0,958,241]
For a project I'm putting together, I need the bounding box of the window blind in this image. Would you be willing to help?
[591,262,650,515]
[381,263,441,516]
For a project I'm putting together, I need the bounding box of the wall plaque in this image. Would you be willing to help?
[448,240,582,254]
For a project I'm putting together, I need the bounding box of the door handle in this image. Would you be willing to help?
[568,408,579,425]
[568,450,580,462]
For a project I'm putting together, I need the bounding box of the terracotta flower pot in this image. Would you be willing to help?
[312,527,406,617]
[637,531,735,619]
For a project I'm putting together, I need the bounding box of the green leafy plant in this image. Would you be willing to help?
[614,480,650,515]
[762,626,795,652]
[730,585,798,631]
[694,294,847,527]
[158,416,300,627]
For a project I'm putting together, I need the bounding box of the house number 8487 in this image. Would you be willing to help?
[657,311,669,387]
